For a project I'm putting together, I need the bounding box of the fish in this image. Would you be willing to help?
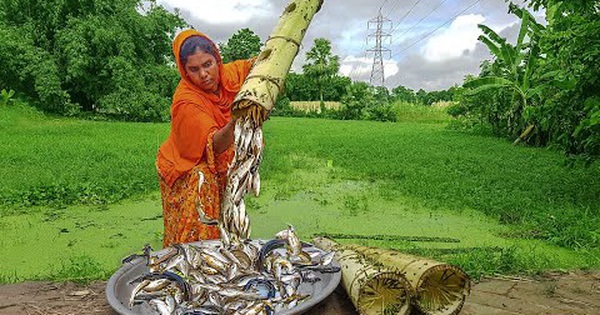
[252,172,261,197]
[149,299,172,315]
[181,305,224,315]
[129,279,150,307]
[243,278,276,300]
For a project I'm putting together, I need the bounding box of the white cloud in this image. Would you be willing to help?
[154,0,533,90]
[422,14,486,62]
[157,0,272,24]
[339,55,398,80]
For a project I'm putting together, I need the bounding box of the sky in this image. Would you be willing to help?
[155,0,544,91]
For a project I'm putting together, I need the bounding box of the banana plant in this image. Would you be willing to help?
[1,88,15,106]
[463,3,553,144]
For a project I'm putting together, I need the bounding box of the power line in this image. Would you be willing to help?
[385,0,402,19]
[396,0,448,38]
[379,0,390,12]
[392,0,484,58]
[389,0,424,33]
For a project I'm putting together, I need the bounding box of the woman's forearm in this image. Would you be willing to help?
[213,118,237,154]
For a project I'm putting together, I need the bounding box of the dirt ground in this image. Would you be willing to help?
[0,271,598,315]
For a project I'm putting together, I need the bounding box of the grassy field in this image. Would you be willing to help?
[0,104,165,210]
[1,104,599,283]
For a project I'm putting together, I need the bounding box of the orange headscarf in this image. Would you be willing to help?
[157,30,254,186]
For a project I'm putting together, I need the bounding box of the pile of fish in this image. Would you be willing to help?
[127,225,339,315]
[219,116,264,245]
[125,109,340,314]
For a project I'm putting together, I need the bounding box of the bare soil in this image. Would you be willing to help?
[0,271,598,315]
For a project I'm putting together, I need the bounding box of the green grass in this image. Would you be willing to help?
[260,118,600,250]
[0,104,167,211]
[392,101,451,123]
[1,104,599,282]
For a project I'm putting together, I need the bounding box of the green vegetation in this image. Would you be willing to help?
[0,104,166,211]
[218,28,262,64]
[393,101,451,124]
[457,1,600,161]
[1,104,598,283]
[0,88,15,106]
[0,0,185,119]
[302,38,341,104]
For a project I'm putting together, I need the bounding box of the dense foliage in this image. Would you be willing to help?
[0,0,187,121]
[302,38,340,103]
[0,1,457,124]
[456,1,600,161]
[218,28,262,64]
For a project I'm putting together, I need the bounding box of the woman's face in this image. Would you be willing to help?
[184,50,220,94]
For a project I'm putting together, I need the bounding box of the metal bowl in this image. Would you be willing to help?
[106,240,341,315]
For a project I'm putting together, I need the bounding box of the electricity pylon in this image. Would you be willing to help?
[367,10,392,86]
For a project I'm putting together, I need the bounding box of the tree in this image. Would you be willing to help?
[0,0,185,120]
[525,0,600,160]
[281,72,318,101]
[302,38,340,103]
[455,0,599,161]
[463,3,558,143]
[525,0,599,16]
[391,85,416,103]
[219,28,262,64]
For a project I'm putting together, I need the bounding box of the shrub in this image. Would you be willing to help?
[0,89,14,106]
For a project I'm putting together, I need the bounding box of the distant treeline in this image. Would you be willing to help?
[0,0,454,124]
[1,0,596,160]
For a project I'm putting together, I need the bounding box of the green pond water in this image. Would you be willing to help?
[0,167,597,282]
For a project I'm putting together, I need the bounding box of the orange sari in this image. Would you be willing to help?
[156,30,254,248]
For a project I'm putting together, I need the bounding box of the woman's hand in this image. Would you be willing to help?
[213,117,239,154]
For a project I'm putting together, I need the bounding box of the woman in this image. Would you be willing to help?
[156,29,255,248]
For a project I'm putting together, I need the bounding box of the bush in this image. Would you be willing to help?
[446,102,467,118]
[338,82,397,122]
[0,89,14,106]
[339,82,374,120]
[367,103,397,122]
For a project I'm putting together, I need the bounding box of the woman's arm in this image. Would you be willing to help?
[212,117,238,154]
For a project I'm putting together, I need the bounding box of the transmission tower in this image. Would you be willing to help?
[367,10,392,86]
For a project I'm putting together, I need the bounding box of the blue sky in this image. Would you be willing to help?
[156,0,543,91]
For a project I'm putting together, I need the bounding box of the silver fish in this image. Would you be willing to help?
[149,299,172,315]
[129,279,150,307]
[251,172,260,197]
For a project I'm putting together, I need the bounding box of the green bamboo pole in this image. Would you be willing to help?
[231,0,324,126]
[347,245,471,315]
[314,237,414,315]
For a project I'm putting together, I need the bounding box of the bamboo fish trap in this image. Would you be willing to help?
[346,244,471,315]
[313,237,414,315]
[231,0,324,126]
